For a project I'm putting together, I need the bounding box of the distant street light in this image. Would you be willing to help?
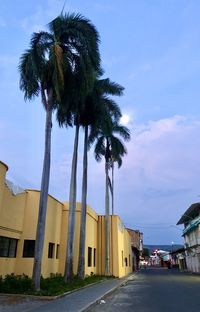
[171,241,174,253]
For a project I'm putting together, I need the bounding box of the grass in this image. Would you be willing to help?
[0,274,109,296]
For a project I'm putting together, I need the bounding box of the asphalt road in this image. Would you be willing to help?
[89,268,200,312]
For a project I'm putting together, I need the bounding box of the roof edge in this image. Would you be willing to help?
[0,161,8,171]
[26,189,64,205]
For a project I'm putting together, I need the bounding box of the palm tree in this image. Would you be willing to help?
[56,21,100,281]
[19,13,100,290]
[109,154,123,215]
[92,120,130,275]
[77,77,124,279]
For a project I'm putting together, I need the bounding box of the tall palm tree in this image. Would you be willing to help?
[57,22,100,282]
[92,120,130,275]
[19,13,100,290]
[77,77,123,279]
[109,154,123,215]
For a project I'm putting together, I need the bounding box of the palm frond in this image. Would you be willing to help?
[110,136,127,157]
[113,123,131,141]
[94,136,105,162]
[97,78,124,96]
[102,97,122,121]
[19,49,40,100]
[49,13,100,70]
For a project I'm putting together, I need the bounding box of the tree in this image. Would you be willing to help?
[77,77,123,279]
[92,118,130,275]
[19,13,100,290]
[56,19,100,281]
[109,154,122,215]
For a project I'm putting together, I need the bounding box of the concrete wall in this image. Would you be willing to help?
[97,215,132,277]
[0,161,132,278]
[184,225,200,273]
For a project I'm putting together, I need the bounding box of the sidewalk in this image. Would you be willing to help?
[29,274,135,312]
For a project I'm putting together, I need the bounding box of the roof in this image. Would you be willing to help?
[177,203,200,225]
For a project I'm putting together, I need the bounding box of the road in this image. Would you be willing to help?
[89,268,200,312]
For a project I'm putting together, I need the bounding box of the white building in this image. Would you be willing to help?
[177,203,200,273]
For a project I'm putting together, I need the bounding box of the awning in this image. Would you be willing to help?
[182,216,200,236]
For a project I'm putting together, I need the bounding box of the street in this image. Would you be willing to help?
[89,268,200,312]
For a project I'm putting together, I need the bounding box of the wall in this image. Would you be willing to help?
[14,191,63,277]
[97,215,132,277]
[0,161,132,279]
[184,225,200,273]
[0,161,26,276]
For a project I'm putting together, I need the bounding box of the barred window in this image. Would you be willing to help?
[0,236,18,258]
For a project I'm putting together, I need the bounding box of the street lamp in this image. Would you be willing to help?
[171,241,174,253]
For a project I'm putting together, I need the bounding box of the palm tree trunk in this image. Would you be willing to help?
[77,126,88,279]
[105,159,110,276]
[32,88,53,291]
[111,161,114,215]
[64,124,80,281]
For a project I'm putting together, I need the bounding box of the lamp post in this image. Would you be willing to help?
[171,241,174,253]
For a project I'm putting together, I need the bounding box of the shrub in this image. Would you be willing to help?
[0,274,32,294]
[0,274,107,296]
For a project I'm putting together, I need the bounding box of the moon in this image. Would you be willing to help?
[120,114,130,126]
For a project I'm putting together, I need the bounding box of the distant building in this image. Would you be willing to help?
[177,203,200,273]
[126,228,143,271]
[0,161,132,278]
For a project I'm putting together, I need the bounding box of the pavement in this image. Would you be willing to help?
[0,273,134,312]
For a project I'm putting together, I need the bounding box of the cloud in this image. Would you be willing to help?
[124,115,200,189]
[108,115,200,242]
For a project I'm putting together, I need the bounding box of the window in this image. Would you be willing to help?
[23,240,35,257]
[129,254,131,267]
[48,243,55,259]
[0,236,18,258]
[121,251,124,267]
[125,257,128,267]
[88,247,92,267]
[93,248,96,267]
[56,244,60,259]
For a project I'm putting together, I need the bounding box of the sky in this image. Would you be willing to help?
[1,0,200,245]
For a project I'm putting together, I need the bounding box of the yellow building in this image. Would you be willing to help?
[0,161,132,278]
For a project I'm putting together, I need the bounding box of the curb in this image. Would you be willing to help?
[81,273,137,312]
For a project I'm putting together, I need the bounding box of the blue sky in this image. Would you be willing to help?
[1,0,200,244]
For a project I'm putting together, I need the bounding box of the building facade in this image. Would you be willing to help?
[126,228,143,271]
[0,161,132,278]
[177,203,200,273]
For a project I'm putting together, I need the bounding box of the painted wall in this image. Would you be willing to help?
[184,225,200,273]
[0,161,132,278]
[97,215,132,277]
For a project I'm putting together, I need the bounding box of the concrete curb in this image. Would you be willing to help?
[81,273,137,312]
